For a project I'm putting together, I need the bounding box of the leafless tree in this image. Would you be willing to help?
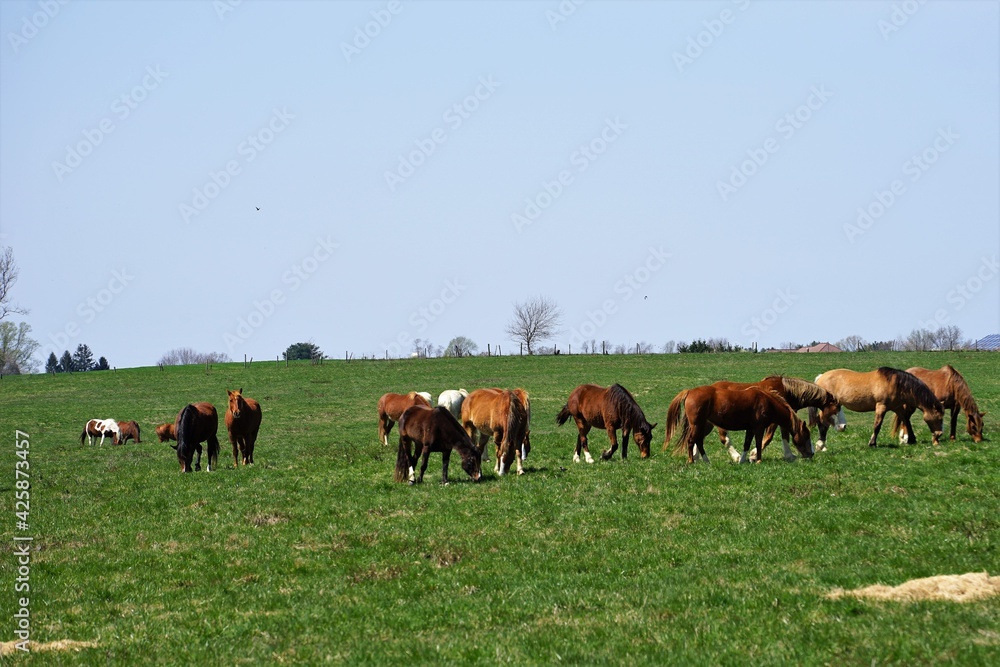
[1,247,28,321]
[836,335,867,352]
[504,296,562,355]
[158,348,231,366]
[661,340,676,354]
[903,328,935,351]
[933,325,963,351]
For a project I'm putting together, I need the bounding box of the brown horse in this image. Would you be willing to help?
[556,383,656,463]
[664,385,813,464]
[815,368,944,447]
[174,402,220,472]
[901,366,985,443]
[377,391,432,445]
[155,423,176,442]
[461,388,530,476]
[714,376,841,461]
[80,418,120,446]
[225,388,262,467]
[394,405,482,484]
[116,420,141,445]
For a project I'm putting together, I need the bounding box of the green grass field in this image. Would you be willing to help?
[1,351,998,665]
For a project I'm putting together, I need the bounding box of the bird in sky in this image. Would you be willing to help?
[256,206,260,211]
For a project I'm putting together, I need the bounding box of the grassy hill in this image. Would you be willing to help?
[1,351,998,664]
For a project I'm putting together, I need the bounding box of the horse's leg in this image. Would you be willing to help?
[949,406,959,441]
[601,426,620,461]
[417,445,431,484]
[515,447,525,475]
[739,431,753,464]
[869,405,887,447]
[574,421,594,464]
[230,430,240,468]
[384,420,395,447]
[440,448,451,484]
[401,436,417,484]
[247,427,258,464]
[692,422,712,463]
[620,429,631,460]
[726,427,743,463]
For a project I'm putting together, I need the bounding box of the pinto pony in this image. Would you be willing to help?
[80,418,120,446]
[174,402,220,472]
[394,405,482,484]
[461,388,530,476]
[116,421,141,445]
[815,368,944,447]
[556,383,656,463]
[903,365,985,443]
[713,376,840,461]
[664,385,813,464]
[226,388,262,467]
[377,391,432,445]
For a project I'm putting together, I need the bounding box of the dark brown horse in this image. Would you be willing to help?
[901,366,985,442]
[225,388,262,467]
[174,402,220,472]
[155,423,176,442]
[461,388,530,476]
[116,420,141,445]
[815,368,944,447]
[377,391,432,445]
[394,405,482,484]
[713,376,840,461]
[556,383,656,462]
[664,385,813,464]
[80,418,120,446]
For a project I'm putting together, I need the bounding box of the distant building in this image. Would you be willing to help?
[797,342,842,353]
[974,334,1000,351]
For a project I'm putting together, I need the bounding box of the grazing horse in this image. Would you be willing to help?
[437,389,469,421]
[225,388,262,467]
[664,385,813,464]
[394,405,482,484]
[116,420,142,445]
[80,418,120,446]
[902,366,985,443]
[556,383,656,463]
[461,388,530,476]
[155,423,176,442]
[174,402,220,472]
[815,368,944,447]
[377,391,432,445]
[713,376,841,461]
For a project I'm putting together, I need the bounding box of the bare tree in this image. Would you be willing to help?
[903,328,935,351]
[661,340,676,354]
[934,325,963,351]
[1,247,28,321]
[836,335,867,352]
[504,296,562,355]
[158,348,231,365]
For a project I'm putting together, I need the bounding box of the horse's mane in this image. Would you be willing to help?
[775,376,833,407]
[607,384,647,429]
[877,367,941,411]
[943,365,980,416]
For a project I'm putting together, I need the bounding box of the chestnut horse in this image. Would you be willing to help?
[815,368,944,447]
[174,402,220,472]
[80,418,120,446]
[556,383,656,463]
[461,388,530,476]
[394,405,482,484]
[155,423,176,442]
[116,420,142,445]
[664,385,813,464]
[713,376,841,462]
[226,388,262,467]
[900,366,985,443]
[377,391,432,445]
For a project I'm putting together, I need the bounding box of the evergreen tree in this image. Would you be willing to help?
[59,350,74,372]
[72,343,96,371]
[94,356,110,371]
[283,342,322,361]
[45,352,59,373]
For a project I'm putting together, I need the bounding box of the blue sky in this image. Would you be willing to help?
[1,0,997,368]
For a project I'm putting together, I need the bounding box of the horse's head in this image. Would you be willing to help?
[634,422,657,458]
[459,441,482,482]
[792,420,814,459]
[922,407,945,445]
[227,388,246,418]
[968,410,986,443]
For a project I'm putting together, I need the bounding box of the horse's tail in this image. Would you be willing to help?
[663,390,689,453]
[555,404,572,426]
[80,426,87,446]
[376,395,387,443]
[890,412,905,440]
[503,390,527,461]
[393,434,411,483]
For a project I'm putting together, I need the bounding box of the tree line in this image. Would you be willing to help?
[45,344,110,373]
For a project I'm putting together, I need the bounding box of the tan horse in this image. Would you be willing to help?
[664,385,813,464]
[556,383,655,463]
[155,423,176,442]
[460,388,530,476]
[377,391,432,445]
[226,388,262,467]
[815,368,944,447]
[394,405,481,484]
[902,366,985,443]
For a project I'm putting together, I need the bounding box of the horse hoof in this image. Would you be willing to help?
[408,479,416,486]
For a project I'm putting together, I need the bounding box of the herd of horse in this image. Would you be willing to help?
[383,364,986,484]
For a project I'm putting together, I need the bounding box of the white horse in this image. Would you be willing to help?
[80,418,121,446]
[437,389,468,421]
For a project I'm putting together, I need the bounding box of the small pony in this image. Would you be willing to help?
[225,388,262,467]
[394,405,482,484]
[80,418,120,446]
[556,383,656,463]
[377,391,432,445]
[173,402,220,473]
[155,423,176,442]
[116,420,142,445]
